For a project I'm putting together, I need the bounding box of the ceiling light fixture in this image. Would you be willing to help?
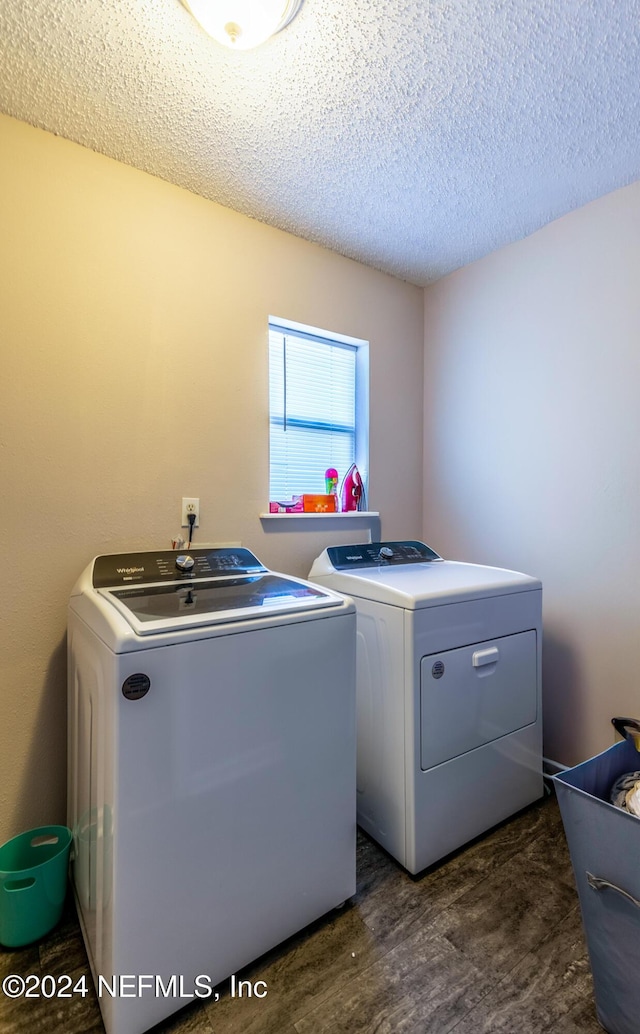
[181,0,303,51]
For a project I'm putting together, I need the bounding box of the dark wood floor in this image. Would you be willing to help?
[0,792,603,1034]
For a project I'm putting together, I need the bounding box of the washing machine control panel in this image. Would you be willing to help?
[93,548,267,587]
[327,540,442,570]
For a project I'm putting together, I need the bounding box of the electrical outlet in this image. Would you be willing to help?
[181,498,200,528]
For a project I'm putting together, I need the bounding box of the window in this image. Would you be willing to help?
[269,318,369,503]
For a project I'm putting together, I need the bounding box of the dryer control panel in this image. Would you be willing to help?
[93,548,266,587]
[326,540,442,570]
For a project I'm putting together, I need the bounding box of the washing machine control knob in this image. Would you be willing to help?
[175,554,195,572]
[379,546,394,559]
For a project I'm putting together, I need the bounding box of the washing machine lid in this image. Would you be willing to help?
[309,541,541,608]
[87,548,344,635]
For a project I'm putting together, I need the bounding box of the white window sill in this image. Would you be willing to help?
[260,511,380,519]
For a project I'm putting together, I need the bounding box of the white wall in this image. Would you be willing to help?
[0,114,424,842]
[423,180,640,767]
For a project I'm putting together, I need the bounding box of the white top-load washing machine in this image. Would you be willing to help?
[68,546,356,1034]
[309,540,542,874]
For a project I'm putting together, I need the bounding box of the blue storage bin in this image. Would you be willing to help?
[555,739,640,1034]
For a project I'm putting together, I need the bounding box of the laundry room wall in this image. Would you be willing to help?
[422,180,640,769]
[0,113,424,843]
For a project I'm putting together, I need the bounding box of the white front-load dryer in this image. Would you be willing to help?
[68,546,356,1034]
[310,540,543,874]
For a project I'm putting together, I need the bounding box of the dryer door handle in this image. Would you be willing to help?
[472,647,500,668]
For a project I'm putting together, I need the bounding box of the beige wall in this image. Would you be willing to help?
[0,114,424,842]
[423,180,640,768]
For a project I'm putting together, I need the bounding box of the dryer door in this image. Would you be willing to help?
[420,631,537,770]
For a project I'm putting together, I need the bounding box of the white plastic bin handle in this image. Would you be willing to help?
[472,647,499,668]
[587,871,640,909]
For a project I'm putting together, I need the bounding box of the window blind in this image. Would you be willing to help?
[269,325,357,501]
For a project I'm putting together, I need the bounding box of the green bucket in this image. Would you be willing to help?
[0,825,72,948]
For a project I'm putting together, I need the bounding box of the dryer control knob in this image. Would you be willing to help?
[175,554,195,572]
[379,546,394,559]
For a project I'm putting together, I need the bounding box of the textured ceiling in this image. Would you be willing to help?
[1,0,639,285]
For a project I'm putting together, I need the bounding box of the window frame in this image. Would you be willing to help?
[268,316,369,506]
